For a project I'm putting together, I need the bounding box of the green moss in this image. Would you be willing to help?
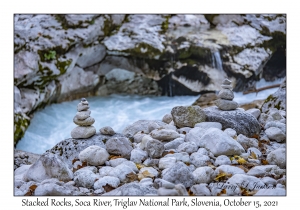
[14,114,30,146]
[264,94,277,103]
[56,59,72,75]
[44,50,56,61]
[161,15,171,34]
[260,31,286,53]
[125,42,162,59]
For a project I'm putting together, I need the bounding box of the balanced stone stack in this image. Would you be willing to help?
[71,98,96,139]
[215,79,238,111]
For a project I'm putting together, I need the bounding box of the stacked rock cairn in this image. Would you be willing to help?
[71,98,96,139]
[215,79,239,111]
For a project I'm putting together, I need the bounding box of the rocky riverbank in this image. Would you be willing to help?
[14,79,286,196]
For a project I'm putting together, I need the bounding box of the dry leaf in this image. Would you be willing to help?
[135,163,145,170]
[109,155,122,160]
[261,159,269,165]
[249,151,257,159]
[217,189,227,196]
[188,188,195,196]
[138,170,154,180]
[103,184,115,192]
[126,172,139,182]
[214,172,232,182]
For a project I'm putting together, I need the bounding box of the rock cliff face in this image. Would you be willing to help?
[14,14,286,145]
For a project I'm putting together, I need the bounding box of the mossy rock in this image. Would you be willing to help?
[260,79,286,114]
[14,114,30,146]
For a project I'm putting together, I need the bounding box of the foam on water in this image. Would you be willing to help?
[16,78,283,154]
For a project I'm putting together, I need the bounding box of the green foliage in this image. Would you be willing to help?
[44,50,56,60]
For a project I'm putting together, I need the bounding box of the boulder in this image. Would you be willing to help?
[47,133,123,168]
[24,152,73,183]
[203,106,261,137]
[171,106,206,128]
[197,128,245,156]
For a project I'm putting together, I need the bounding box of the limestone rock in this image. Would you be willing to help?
[246,108,261,119]
[71,126,96,139]
[237,134,259,150]
[106,137,133,159]
[261,78,286,113]
[195,122,222,130]
[255,188,286,196]
[177,142,198,154]
[130,148,148,163]
[73,116,95,126]
[265,127,286,142]
[267,148,286,169]
[159,157,177,169]
[203,106,261,137]
[149,129,180,141]
[247,165,285,178]
[34,179,80,196]
[190,152,210,168]
[78,145,109,166]
[77,103,89,112]
[93,176,120,192]
[214,155,231,166]
[215,99,238,110]
[76,110,91,120]
[100,126,115,136]
[122,120,167,137]
[197,128,245,156]
[102,182,157,196]
[24,152,73,183]
[145,139,164,158]
[190,184,211,196]
[214,165,245,177]
[164,137,184,150]
[193,167,215,184]
[171,105,206,128]
[74,169,98,188]
[161,162,195,188]
[218,89,234,100]
[226,174,265,195]
[162,114,173,124]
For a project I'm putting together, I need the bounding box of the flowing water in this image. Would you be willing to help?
[16,79,283,154]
